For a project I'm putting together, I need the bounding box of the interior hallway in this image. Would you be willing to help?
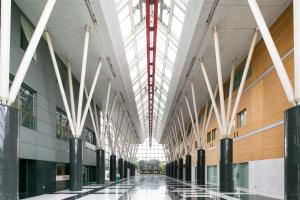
[23,175,277,200]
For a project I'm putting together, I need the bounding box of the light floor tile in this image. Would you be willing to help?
[23,194,76,200]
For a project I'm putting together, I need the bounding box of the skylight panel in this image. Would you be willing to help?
[118,5,130,21]
[164,65,172,80]
[120,16,132,38]
[133,81,139,92]
[130,65,138,80]
[126,45,136,65]
[167,46,176,64]
[115,0,189,141]
[171,16,183,40]
[173,4,185,22]
[162,82,169,93]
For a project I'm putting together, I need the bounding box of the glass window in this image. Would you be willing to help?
[237,109,247,128]
[233,162,249,188]
[85,128,96,145]
[136,138,166,162]
[211,129,216,141]
[114,0,189,136]
[207,132,211,143]
[56,107,71,141]
[207,165,218,185]
[16,85,36,130]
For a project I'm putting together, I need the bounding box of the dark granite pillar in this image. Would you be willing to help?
[168,163,170,176]
[123,160,128,178]
[174,161,178,178]
[170,162,174,178]
[197,149,205,185]
[130,162,134,176]
[179,158,183,180]
[118,158,123,179]
[185,155,191,182]
[166,163,170,176]
[285,106,300,199]
[110,155,116,182]
[219,138,233,192]
[69,138,83,191]
[0,104,18,199]
[96,149,105,184]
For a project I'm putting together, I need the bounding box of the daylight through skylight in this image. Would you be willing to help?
[115,0,188,142]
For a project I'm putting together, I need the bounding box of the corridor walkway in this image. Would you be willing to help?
[24,175,278,200]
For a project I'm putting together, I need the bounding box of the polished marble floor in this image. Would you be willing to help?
[23,175,279,200]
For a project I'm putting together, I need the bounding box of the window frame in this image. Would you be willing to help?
[237,109,247,129]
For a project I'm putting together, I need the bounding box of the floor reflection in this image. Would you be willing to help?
[23,175,280,200]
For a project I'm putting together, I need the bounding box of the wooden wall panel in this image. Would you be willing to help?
[181,4,294,167]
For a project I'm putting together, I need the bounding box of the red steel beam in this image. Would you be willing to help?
[145,0,158,146]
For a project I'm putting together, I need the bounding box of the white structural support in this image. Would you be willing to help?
[78,59,102,137]
[87,96,101,148]
[191,82,201,143]
[180,106,187,150]
[105,95,117,149]
[213,27,227,130]
[201,101,214,147]
[201,29,257,138]
[103,81,111,143]
[177,113,186,156]
[294,0,300,103]
[226,61,235,124]
[76,26,90,137]
[201,61,225,136]
[8,0,56,104]
[185,95,199,146]
[227,30,258,135]
[0,0,12,103]
[45,29,101,139]
[45,31,76,136]
[67,59,77,126]
[247,0,296,105]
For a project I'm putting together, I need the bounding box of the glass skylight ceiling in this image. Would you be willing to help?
[115,0,188,139]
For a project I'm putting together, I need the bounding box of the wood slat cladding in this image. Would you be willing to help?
[187,3,294,167]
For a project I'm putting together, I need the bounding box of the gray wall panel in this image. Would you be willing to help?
[10,2,97,166]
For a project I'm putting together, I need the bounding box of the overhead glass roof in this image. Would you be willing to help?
[114,0,188,140]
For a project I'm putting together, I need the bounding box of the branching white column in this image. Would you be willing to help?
[103,81,111,143]
[191,82,201,144]
[46,29,102,139]
[67,58,77,126]
[226,62,235,125]
[227,30,258,135]
[247,0,296,105]
[201,61,225,136]
[45,31,76,136]
[213,27,227,130]
[0,0,11,103]
[76,26,90,137]
[78,59,102,136]
[185,95,199,145]
[8,0,56,104]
